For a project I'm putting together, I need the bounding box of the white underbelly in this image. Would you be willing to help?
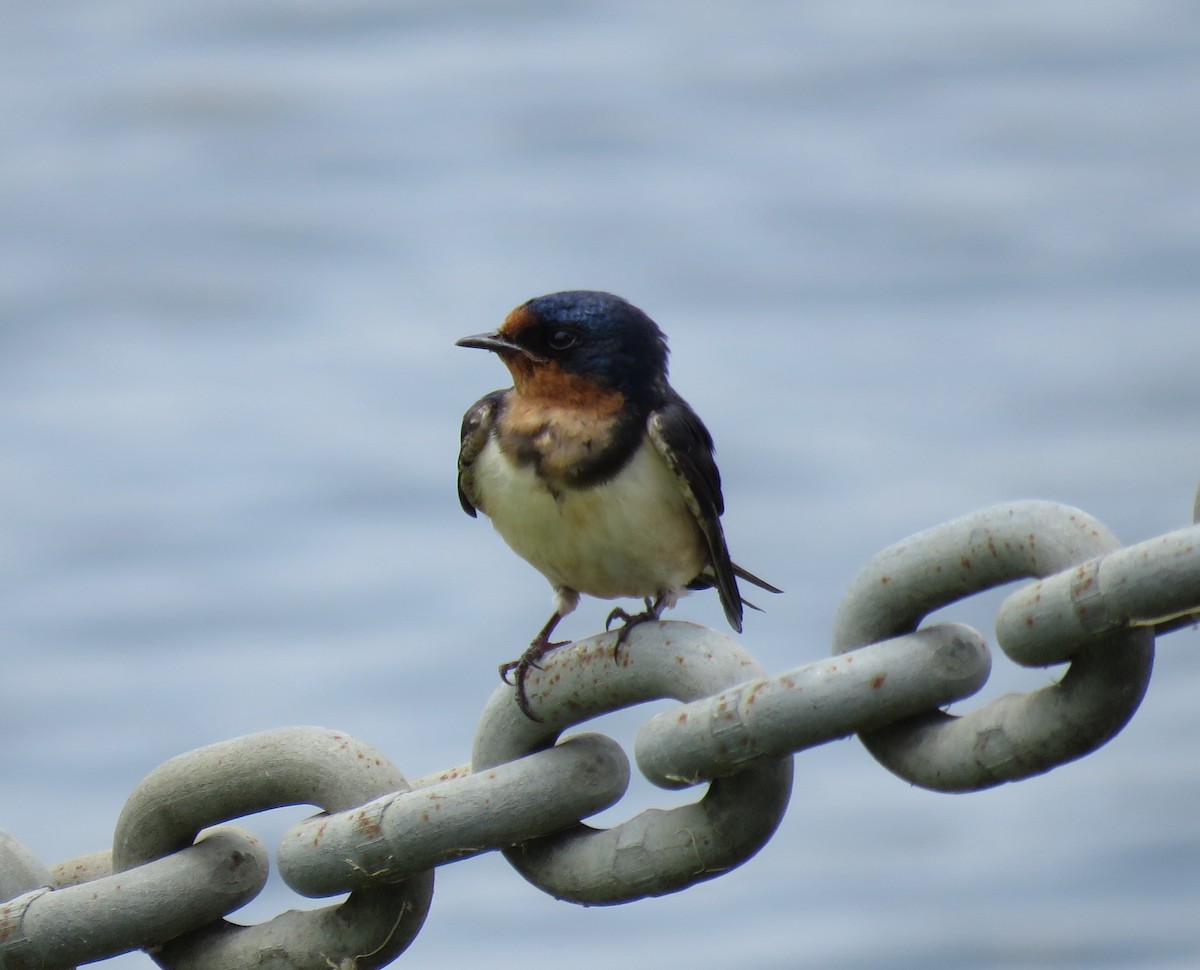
[472,436,706,599]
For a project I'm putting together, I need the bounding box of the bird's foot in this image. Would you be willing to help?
[499,635,568,722]
[605,596,663,661]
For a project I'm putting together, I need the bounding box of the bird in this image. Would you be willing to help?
[456,290,780,720]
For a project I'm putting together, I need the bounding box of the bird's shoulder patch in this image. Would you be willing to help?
[646,400,722,522]
[458,390,506,516]
[648,396,743,631]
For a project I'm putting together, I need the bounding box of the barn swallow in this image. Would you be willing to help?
[457,290,779,720]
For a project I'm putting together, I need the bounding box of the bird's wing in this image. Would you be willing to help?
[647,392,744,632]
[457,390,506,517]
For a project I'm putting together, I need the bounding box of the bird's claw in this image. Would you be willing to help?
[606,597,661,661]
[500,639,568,721]
[498,656,538,686]
[604,606,633,631]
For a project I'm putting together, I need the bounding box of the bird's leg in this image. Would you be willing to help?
[499,610,569,722]
[605,594,667,661]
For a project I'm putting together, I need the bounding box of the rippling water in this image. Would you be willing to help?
[3,3,1199,967]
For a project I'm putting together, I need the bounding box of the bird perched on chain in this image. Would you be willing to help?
[456,290,779,720]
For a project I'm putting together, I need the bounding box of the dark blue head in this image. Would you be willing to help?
[457,291,670,406]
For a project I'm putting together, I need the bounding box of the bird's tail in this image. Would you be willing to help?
[733,563,782,595]
[688,561,781,632]
[734,563,781,614]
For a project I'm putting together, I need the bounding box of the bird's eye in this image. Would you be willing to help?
[547,328,577,351]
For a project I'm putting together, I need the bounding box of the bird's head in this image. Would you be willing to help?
[456,291,669,407]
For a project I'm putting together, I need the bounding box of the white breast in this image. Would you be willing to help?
[472,435,706,600]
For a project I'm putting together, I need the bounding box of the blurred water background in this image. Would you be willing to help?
[2,2,1199,967]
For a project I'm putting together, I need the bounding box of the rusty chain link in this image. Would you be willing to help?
[3,496,1198,968]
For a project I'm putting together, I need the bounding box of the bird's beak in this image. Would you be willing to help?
[455,330,516,353]
[455,331,546,362]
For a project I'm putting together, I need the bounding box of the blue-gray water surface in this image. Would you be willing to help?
[3,2,1199,967]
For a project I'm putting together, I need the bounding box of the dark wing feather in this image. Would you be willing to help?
[647,392,746,631]
[457,390,506,517]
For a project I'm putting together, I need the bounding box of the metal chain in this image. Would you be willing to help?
[832,501,1156,791]
[3,497,1198,969]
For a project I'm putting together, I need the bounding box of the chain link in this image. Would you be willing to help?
[997,522,1200,654]
[278,732,629,896]
[113,726,434,970]
[2,830,267,970]
[635,621,990,788]
[833,502,1155,792]
[471,623,794,905]
[3,497,1198,967]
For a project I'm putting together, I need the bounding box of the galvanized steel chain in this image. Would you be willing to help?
[3,496,1198,968]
